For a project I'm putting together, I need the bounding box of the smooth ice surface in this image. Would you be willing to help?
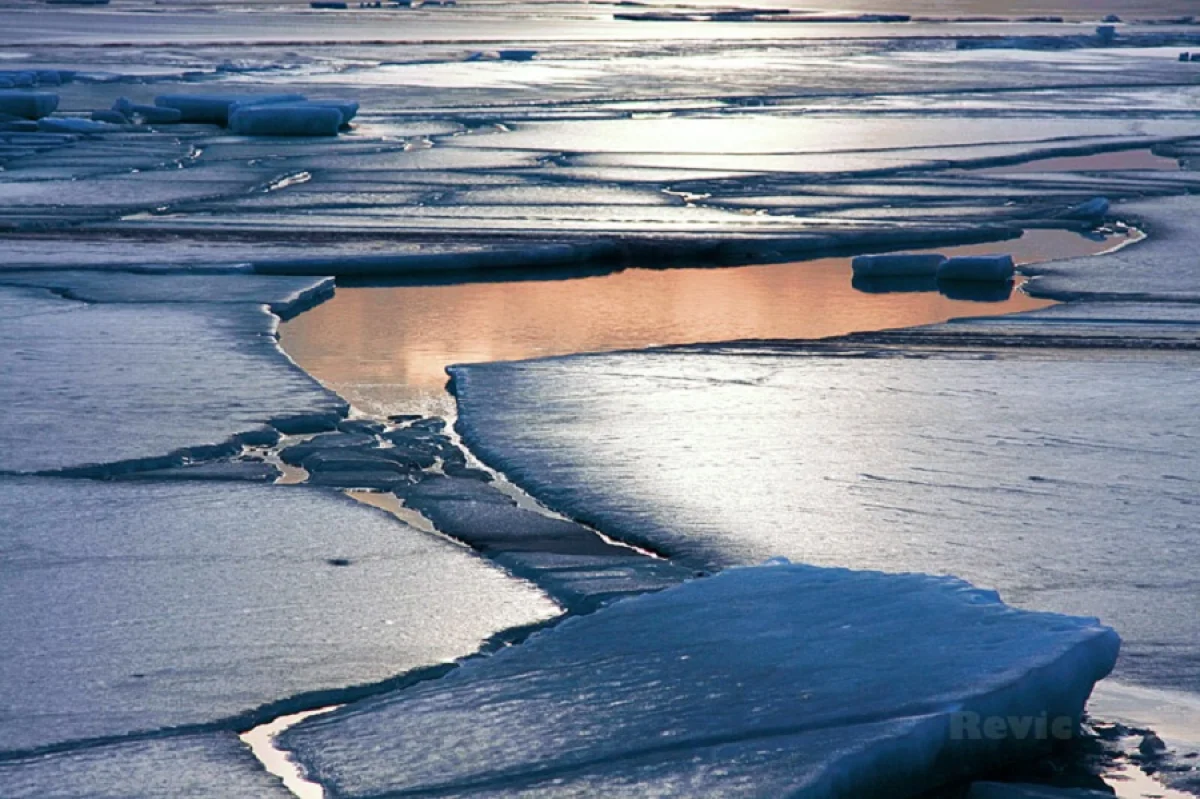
[0,90,57,119]
[451,347,1200,691]
[852,253,945,277]
[0,271,332,316]
[0,286,344,473]
[0,733,290,798]
[1027,196,1200,301]
[0,477,557,753]
[282,563,1118,799]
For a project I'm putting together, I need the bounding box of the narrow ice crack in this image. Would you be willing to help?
[241,708,339,799]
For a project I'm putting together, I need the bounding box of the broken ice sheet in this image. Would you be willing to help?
[0,733,290,799]
[281,563,1118,798]
[0,477,557,753]
[0,286,344,473]
[450,345,1200,691]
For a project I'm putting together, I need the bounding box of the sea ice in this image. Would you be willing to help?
[281,563,1118,798]
[0,91,58,119]
[851,252,946,277]
[303,98,359,124]
[36,117,120,134]
[228,103,345,137]
[1057,197,1110,221]
[449,344,1200,691]
[113,97,182,124]
[0,476,557,754]
[936,254,1016,281]
[1026,195,1200,301]
[0,286,345,473]
[153,93,306,125]
[0,733,290,798]
[0,271,333,316]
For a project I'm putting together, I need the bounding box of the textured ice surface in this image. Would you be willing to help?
[0,271,332,316]
[0,733,290,798]
[282,563,1118,799]
[0,476,557,753]
[0,286,344,473]
[154,93,306,125]
[0,90,57,119]
[1027,195,1200,301]
[451,347,1200,691]
[397,476,690,611]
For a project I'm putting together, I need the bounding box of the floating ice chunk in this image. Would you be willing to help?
[303,98,359,125]
[228,103,343,137]
[90,109,129,125]
[0,476,557,752]
[937,254,1016,282]
[154,93,306,125]
[1058,197,1110,222]
[497,49,538,61]
[0,91,58,120]
[466,49,538,62]
[852,252,946,277]
[113,97,182,124]
[281,564,1119,798]
[37,117,119,134]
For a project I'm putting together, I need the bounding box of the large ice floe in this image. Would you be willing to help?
[4,5,1200,797]
[0,282,345,474]
[451,342,1199,692]
[0,476,557,754]
[281,562,1118,798]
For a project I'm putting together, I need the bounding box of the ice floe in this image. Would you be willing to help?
[0,733,290,798]
[229,103,345,137]
[0,91,58,119]
[449,342,1200,690]
[936,253,1016,282]
[852,252,946,277]
[281,563,1118,798]
[1026,195,1200,301]
[0,285,344,473]
[0,476,557,754]
[154,93,306,125]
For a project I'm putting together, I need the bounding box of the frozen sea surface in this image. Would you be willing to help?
[451,344,1199,693]
[281,562,1118,799]
[0,476,557,754]
[0,284,344,474]
[0,733,290,799]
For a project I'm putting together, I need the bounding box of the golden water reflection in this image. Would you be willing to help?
[281,230,1117,417]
